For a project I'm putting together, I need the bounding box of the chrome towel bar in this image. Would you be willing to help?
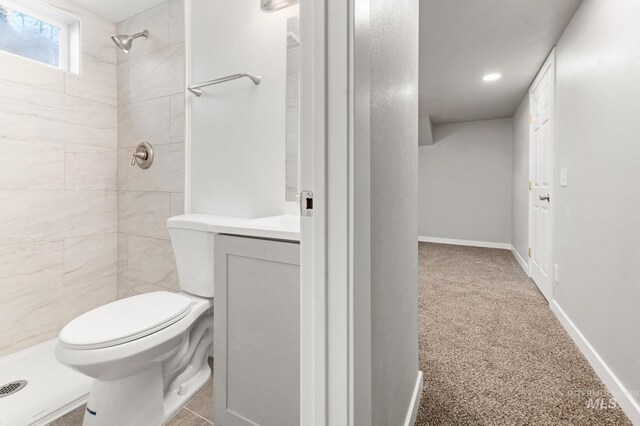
[188,73,262,97]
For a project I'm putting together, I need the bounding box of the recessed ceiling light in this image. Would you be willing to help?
[483,73,502,82]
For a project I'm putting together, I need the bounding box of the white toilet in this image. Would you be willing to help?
[56,217,215,425]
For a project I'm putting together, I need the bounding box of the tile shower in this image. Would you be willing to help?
[0,0,118,358]
[0,0,185,359]
[116,0,185,299]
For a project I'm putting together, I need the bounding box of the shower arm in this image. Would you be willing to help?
[132,31,149,40]
[187,73,262,97]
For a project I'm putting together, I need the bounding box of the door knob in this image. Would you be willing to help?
[539,194,550,202]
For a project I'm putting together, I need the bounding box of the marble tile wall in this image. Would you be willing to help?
[116,0,185,299]
[0,0,118,356]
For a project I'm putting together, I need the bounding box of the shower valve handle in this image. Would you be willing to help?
[131,151,148,166]
[130,143,154,169]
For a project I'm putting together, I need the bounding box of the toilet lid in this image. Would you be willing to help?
[59,291,193,350]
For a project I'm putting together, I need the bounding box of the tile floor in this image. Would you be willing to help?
[50,359,213,426]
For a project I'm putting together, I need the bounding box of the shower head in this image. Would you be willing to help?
[111,30,149,53]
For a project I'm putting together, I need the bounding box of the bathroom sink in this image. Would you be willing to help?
[243,215,300,230]
[167,214,300,242]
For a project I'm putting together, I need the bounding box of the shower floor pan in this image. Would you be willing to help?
[0,339,90,426]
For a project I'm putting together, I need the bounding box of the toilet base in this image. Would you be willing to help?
[80,309,213,426]
[83,364,165,425]
[82,352,211,426]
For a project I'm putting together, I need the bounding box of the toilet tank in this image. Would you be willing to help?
[167,215,215,298]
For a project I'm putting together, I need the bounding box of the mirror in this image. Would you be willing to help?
[285,16,300,202]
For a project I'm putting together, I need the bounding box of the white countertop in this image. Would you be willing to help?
[167,214,301,242]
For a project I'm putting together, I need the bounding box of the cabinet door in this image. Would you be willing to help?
[214,235,300,426]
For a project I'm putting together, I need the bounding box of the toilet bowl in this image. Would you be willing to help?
[56,217,216,425]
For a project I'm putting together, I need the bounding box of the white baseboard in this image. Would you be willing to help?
[510,246,529,276]
[551,301,640,424]
[404,370,424,426]
[418,236,511,250]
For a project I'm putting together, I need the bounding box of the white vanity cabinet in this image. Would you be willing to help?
[213,235,300,426]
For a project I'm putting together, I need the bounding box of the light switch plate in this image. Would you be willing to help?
[560,168,567,187]
[554,264,560,283]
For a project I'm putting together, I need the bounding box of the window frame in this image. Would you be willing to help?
[0,0,80,73]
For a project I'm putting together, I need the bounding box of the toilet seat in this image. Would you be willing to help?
[59,292,193,350]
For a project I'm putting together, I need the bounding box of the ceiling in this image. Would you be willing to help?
[71,0,164,23]
[420,0,582,125]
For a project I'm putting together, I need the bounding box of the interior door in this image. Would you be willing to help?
[529,50,555,301]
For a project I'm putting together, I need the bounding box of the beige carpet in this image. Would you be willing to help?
[415,243,630,425]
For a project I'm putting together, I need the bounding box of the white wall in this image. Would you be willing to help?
[511,97,529,263]
[553,0,640,417]
[189,0,297,218]
[369,0,420,424]
[418,118,513,245]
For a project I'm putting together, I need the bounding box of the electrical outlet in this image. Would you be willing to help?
[560,168,567,187]
[554,264,560,283]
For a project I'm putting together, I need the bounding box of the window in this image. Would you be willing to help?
[0,0,79,73]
